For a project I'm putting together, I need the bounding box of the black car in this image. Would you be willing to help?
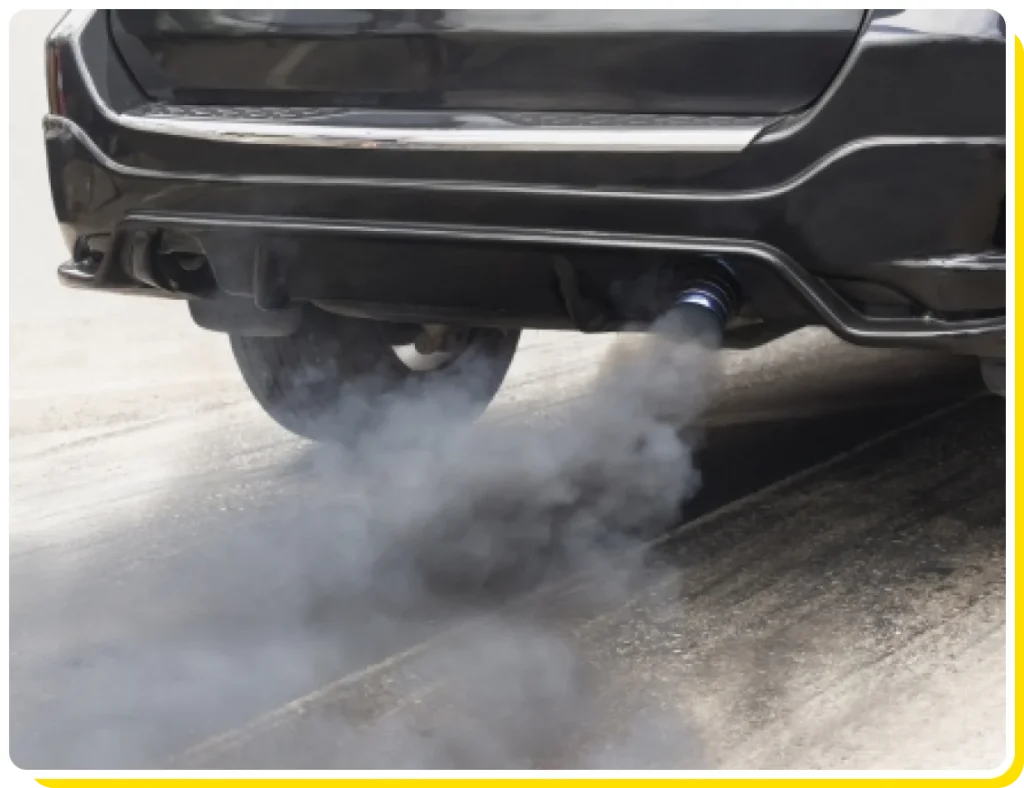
[43,10,1006,441]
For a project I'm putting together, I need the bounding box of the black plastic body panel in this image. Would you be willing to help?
[44,10,1006,357]
[109,10,864,114]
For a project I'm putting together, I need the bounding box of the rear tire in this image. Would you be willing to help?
[230,308,520,443]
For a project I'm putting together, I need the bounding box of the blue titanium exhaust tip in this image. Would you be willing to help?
[664,261,742,347]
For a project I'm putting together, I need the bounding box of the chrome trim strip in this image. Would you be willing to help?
[44,116,1004,203]
[125,212,1005,347]
[119,115,764,153]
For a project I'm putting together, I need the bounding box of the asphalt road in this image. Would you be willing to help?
[8,11,1007,772]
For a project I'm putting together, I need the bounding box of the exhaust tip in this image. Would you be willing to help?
[662,262,742,347]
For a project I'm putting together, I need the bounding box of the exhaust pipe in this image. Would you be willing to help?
[659,262,742,348]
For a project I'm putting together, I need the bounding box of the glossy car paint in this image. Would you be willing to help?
[43,10,1005,356]
[109,11,864,114]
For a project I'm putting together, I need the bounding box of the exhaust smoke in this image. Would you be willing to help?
[17,275,739,770]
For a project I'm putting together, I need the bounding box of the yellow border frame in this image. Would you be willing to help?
[27,31,1024,788]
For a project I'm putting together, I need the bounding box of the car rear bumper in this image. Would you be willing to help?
[45,10,1006,356]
